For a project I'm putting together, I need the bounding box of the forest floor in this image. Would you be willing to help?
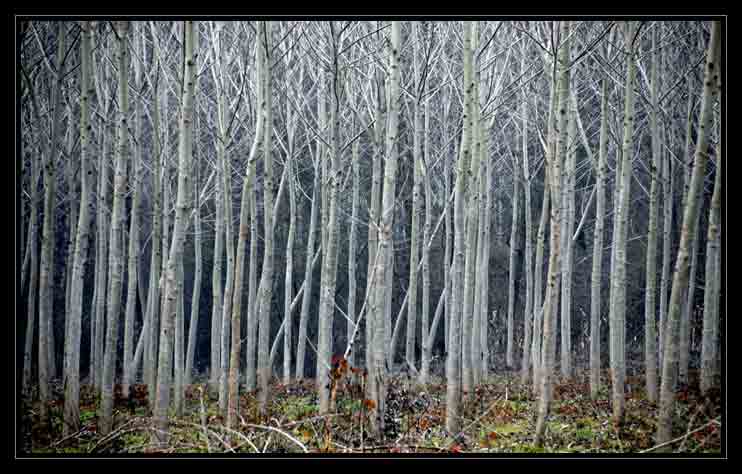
[20,369,721,455]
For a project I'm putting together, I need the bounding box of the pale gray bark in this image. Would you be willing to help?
[283,71,299,385]
[532,77,555,392]
[210,161,224,389]
[370,20,399,436]
[365,66,384,380]
[534,20,569,446]
[700,144,721,395]
[23,79,42,397]
[217,27,237,412]
[461,22,480,396]
[420,66,433,383]
[145,50,163,398]
[38,22,65,427]
[185,134,202,387]
[406,21,423,372]
[520,40,534,382]
[607,21,637,423]
[100,20,129,436]
[257,20,274,414]
[38,22,67,418]
[446,20,472,434]
[644,25,661,403]
[506,120,520,370]
[470,47,485,385]
[123,25,144,399]
[590,79,608,399]
[560,83,575,379]
[154,20,196,442]
[295,166,320,380]
[657,21,720,447]
[62,20,93,435]
[347,139,360,375]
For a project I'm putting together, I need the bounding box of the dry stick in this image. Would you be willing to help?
[50,424,90,448]
[197,387,212,453]
[243,423,309,453]
[262,433,273,453]
[213,423,260,453]
[639,418,720,454]
[88,418,139,453]
[679,404,706,452]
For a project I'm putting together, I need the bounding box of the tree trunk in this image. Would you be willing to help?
[153,20,196,442]
[643,25,661,403]
[366,64,385,383]
[123,26,144,399]
[257,21,274,414]
[607,21,637,424]
[560,76,575,380]
[461,22,480,396]
[62,21,93,435]
[100,21,130,436]
[370,20,399,436]
[446,20,472,434]
[590,79,608,399]
[185,128,203,387]
[534,20,569,447]
[347,139,360,376]
[228,34,265,427]
[520,40,534,382]
[657,20,720,448]
[700,143,721,395]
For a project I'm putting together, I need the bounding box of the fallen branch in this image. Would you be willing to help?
[639,418,720,453]
[243,423,309,453]
[198,387,212,453]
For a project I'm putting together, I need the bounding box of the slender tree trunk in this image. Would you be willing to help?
[365,64,384,386]
[228,36,265,427]
[62,21,93,435]
[185,130,202,387]
[643,25,661,403]
[657,21,720,448]
[420,73,433,384]
[23,149,39,397]
[700,144,721,395]
[520,41,534,382]
[153,20,196,442]
[534,20,569,447]
[217,42,236,412]
[100,21,130,436]
[470,52,485,385]
[123,27,144,399]
[590,79,609,399]
[532,87,555,392]
[295,166,319,380]
[461,22,480,396]
[506,129,520,370]
[38,22,66,427]
[446,20,472,434]
[560,80,575,380]
[608,21,637,424]
[174,255,185,416]
[370,21,399,436]
[317,22,343,414]
[407,21,423,373]
[283,83,298,386]
[347,139,360,375]
[257,21,274,414]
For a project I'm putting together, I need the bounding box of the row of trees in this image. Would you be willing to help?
[18,19,722,449]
